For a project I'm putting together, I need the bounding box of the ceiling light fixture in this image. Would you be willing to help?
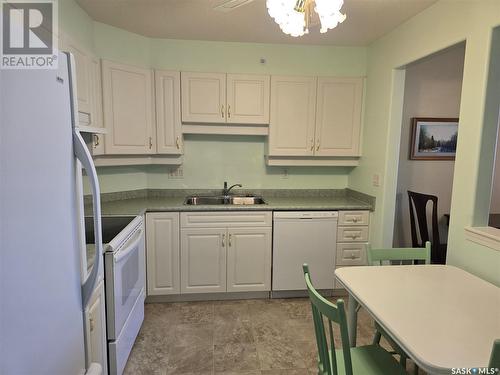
[266,0,346,37]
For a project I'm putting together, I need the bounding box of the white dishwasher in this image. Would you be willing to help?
[272,211,338,291]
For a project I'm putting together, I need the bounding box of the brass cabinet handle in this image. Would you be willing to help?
[228,105,231,119]
[222,233,226,247]
[93,134,99,147]
[310,139,314,151]
[149,137,153,149]
[228,234,232,247]
[89,317,95,332]
[316,139,320,151]
[176,136,181,149]
[221,105,225,118]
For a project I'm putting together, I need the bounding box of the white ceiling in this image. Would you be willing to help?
[77,0,437,46]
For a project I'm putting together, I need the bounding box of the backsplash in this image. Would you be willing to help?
[93,135,355,194]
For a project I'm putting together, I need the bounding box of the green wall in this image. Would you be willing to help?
[349,0,500,285]
[58,0,94,51]
[147,135,351,190]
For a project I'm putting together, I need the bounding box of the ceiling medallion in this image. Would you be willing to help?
[266,0,346,37]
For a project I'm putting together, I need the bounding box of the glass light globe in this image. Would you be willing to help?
[267,0,346,37]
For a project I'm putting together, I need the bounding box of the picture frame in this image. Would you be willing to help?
[410,117,459,160]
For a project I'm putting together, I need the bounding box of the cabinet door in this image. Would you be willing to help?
[226,228,272,292]
[64,41,92,114]
[268,76,317,156]
[90,58,105,155]
[180,228,227,293]
[146,213,180,295]
[85,280,107,375]
[315,77,363,156]
[102,60,155,154]
[155,70,183,154]
[181,72,226,123]
[226,74,270,124]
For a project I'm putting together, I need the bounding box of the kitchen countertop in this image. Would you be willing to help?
[93,189,375,216]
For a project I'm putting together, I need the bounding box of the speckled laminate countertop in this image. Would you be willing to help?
[92,189,375,216]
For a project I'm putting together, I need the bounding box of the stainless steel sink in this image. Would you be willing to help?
[184,195,266,205]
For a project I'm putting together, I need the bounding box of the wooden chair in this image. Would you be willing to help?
[302,264,407,375]
[407,190,447,264]
[365,241,431,374]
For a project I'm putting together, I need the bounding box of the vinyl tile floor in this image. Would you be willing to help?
[124,296,422,375]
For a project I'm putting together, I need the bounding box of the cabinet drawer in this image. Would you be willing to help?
[336,243,366,266]
[180,211,272,228]
[337,226,369,242]
[338,211,369,226]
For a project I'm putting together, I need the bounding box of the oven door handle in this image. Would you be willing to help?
[114,228,143,264]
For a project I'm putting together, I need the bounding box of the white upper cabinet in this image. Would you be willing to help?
[315,77,363,156]
[102,60,155,154]
[155,70,183,154]
[181,72,226,123]
[64,41,92,114]
[90,57,105,155]
[226,74,270,124]
[181,72,271,126]
[268,76,317,156]
[267,75,364,164]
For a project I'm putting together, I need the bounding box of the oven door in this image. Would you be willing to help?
[105,216,145,340]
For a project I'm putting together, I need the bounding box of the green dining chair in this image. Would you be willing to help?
[365,241,431,374]
[366,241,431,266]
[302,264,407,375]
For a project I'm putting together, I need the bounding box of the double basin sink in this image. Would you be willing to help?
[184,195,266,206]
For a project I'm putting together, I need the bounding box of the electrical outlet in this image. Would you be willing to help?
[372,173,380,187]
[168,166,184,179]
[281,168,289,179]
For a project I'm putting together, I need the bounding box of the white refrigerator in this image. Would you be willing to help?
[0,53,103,374]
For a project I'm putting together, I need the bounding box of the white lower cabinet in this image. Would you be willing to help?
[335,210,370,289]
[146,213,180,295]
[226,228,272,292]
[180,228,227,293]
[175,211,273,295]
[85,280,107,375]
[145,211,272,296]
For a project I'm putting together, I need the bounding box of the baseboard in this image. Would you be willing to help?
[145,291,270,303]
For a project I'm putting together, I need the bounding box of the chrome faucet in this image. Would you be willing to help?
[223,181,242,196]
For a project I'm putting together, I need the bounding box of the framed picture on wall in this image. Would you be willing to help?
[410,117,459,160]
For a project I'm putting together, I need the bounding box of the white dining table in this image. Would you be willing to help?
[335,265,500,375]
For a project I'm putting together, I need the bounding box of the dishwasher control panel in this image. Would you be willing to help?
[273,211,338,219]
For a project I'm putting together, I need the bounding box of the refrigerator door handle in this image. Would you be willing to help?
[74,130,103,308]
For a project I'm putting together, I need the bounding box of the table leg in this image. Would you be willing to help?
[347,294,358,347]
